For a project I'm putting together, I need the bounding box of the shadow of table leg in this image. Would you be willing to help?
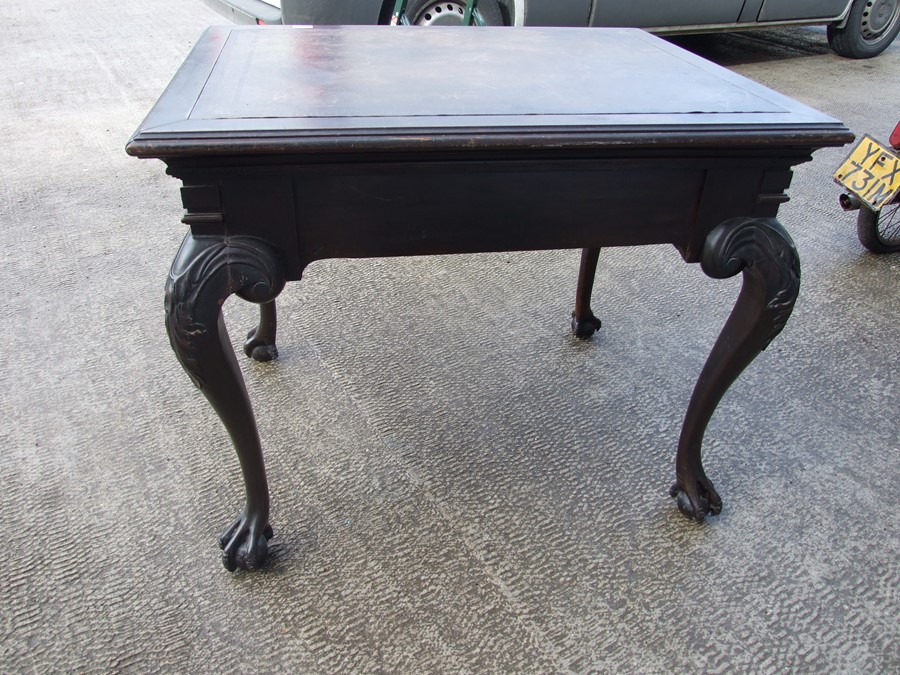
[572,247,603,338]
[672,217,800,521]
[165,234,285,571]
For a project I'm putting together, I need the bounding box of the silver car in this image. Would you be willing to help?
[203,0,900,58]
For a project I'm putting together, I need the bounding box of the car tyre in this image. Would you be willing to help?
[402,0,503,26]
[827,0,900,58]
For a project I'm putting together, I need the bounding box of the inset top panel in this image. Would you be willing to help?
[192,26,784,119]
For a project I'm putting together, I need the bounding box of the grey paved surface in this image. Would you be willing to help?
[1,1,898,672]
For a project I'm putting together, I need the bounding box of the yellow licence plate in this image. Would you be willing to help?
[834,135,900,211]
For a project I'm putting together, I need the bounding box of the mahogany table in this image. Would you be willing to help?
[127,25,852,571]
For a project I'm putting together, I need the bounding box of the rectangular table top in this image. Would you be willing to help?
[127,25,851,157]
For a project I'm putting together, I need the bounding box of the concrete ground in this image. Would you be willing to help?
[1,0,897,671]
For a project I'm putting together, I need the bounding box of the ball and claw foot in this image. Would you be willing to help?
[218,513,274,572]
[244,327,278,362]
[670,476,723,522]
[571,312,602,339]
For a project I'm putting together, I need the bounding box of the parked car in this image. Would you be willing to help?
[202,0,900,58]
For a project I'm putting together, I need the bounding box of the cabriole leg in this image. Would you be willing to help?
[672,217,800,521]
[165,234,285,571]
[244,300,278,362]
[571,247,602,338]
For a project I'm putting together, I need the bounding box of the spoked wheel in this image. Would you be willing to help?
[857,199,900,253]
[828,0,900,58]
[402,0,503,26]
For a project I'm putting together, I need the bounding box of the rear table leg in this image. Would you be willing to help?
[672,217,800,521]
[571,247,603,339]
[244,300,278,362]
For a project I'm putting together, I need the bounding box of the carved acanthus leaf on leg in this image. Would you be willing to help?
[165,234,285,571]
[672,217,800,521]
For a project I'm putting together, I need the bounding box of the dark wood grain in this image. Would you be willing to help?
[127,26,851,156]
[131,26,853,571]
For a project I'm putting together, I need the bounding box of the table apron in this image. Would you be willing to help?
[172,157,797,278]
